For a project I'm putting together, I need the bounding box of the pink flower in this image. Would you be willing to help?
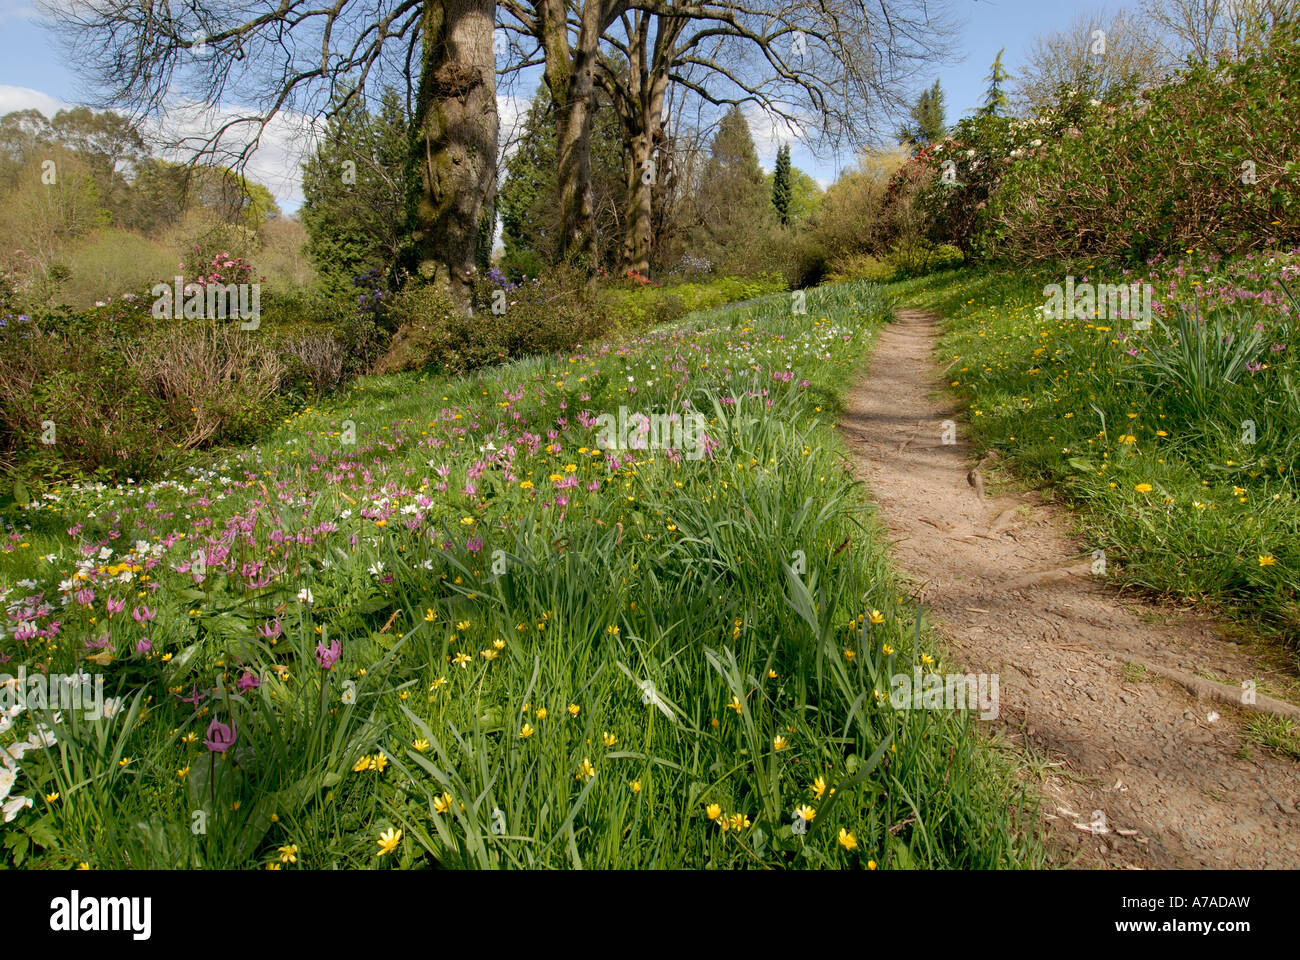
[203,719,238,753]
[315,639,342,670]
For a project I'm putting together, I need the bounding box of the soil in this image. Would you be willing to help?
[840,308,1300,869]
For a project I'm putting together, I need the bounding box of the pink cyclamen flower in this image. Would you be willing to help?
[106,596,126,616]
[237,671,261,692]
[315,639,342,670]
[203,719,238,753]
[131,605,155,623]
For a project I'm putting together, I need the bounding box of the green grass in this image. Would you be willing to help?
[886,255,1300,663]
[0,281,1041,869]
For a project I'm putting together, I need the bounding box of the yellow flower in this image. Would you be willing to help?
[413,739,430,752]
[520,722,535,738]
[838,829,858,851]
[843,649,856,661]
[432,793,454,814]
[882,644,894,656]
[602,731,618,747]
[1259,554,1276,567]
[568,703,580,717]
[176,766,190,779]
[353,755,371,773]
[794,805,816,823]
[728,813,751,832]
[452,651,471,667]
[459,517,475,526]
[727,695,744,713]
[812,776,827,800]
[370,753,388,773]
[455,620,470,631]
[535,706,547,720]
[868,610,885,624]
[519,480,534,490]
[77,862,90,870]
[629,780,642,793]
[45,792,60,803]
[867,859,878,870]
[276,844,300,864]
[1135,483,1153,493]
[773,735,788,751]
[767,668,778,679]
[376,827,402,857]
[606,624,619,635]
[481,648,498,660]
[575,757,596,781]
[705,803,723,821]
[424,609,437,622]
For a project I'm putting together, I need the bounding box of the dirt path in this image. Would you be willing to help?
[841,308,1300,869]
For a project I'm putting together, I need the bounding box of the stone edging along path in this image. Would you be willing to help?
[839,307,1300,869]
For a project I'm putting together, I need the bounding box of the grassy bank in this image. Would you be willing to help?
[0,283,1039,869]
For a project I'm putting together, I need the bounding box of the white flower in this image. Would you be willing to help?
[98,547,113,560]
[3,795,32,823]
[298,588,314,604]
[0,764,14,800]
[966,149,976,158]
[1031,139,1043,148]
[340,509,352,520]
[368,562,385,576]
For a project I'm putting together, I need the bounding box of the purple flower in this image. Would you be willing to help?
[203,718,238,753]
[315,639,342,670]
[237,671,261,692]
[135,638,153,655]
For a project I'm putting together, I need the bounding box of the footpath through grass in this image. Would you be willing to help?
[889,256,1300,667]
[0,282,1039,869]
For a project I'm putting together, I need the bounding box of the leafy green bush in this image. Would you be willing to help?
[377,271,611,375]
[983,22,1300,263]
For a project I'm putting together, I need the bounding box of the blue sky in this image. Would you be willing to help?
[0,0,1135,211]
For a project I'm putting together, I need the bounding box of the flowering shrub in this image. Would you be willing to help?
[984,22,1300,263]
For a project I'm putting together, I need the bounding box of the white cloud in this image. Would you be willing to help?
[0,84,67,117]
[741,101,806,168]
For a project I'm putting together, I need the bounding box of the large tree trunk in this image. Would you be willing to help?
[619,67,667,276]
[408,0,498,306]
[540,0,624,269]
